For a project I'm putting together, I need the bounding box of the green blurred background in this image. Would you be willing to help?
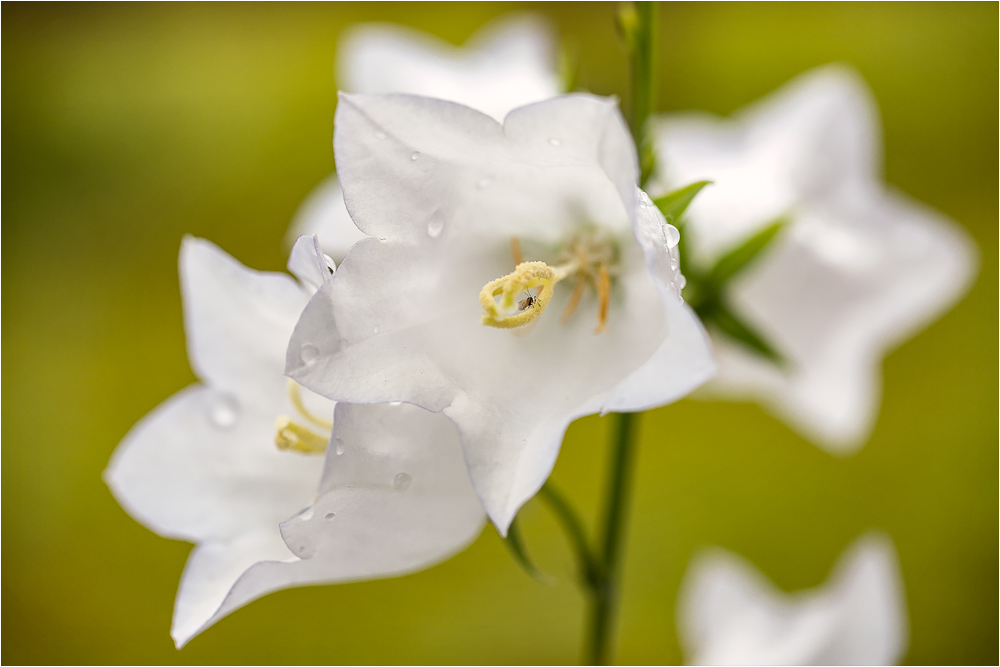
[2,2,996,664]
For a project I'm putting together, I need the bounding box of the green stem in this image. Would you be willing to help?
[588,412,640,665]
[626,1,658,185]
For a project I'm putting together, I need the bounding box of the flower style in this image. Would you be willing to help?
[105,236,483,647]
[648,65,978,452]
[676,533,908,665]
[287,93,716,533]
[288,14,562,260]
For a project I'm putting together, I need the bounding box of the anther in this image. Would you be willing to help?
[594,264,611,333]
[274,416,328,454]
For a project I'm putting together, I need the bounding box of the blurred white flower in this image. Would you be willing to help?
[650,65,978,452]
[288,14,562,261]
[287,93,715,533]
[677,533,909,665]
[105,236,483,647]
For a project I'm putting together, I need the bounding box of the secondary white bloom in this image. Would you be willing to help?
[677,533,908,665]
[287,93,715,534]
[288,14,562,260]
[105,236,483,647]
[649,65,977,452]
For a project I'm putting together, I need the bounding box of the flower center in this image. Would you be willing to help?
[274,379,331,455]
[479,234,618,333]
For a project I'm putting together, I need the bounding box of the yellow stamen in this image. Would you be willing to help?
[287,378,333,429]
[480,260,577,329]
[274,415,328,454]
[594,264,611,333]
[560,273,586,323]
[510,237,524,266]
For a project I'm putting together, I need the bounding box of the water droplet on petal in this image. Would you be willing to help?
[393,472,412,491]
[389,401,403,407]
[410,151,420,161]
[300,343,320,364]
[373,326,379,334]
[677,275,687,289]
[207,393,240,429]
[639,191,653,207]
[477,179,491,189]
[427,217,444,238]
[662,224,680,249]
[324,512,336,520]
[300,509,314,521]
[670,257,679,271]
[374,131,387,140]
[334,437,345,455]
[548,138,561,146]
[337,339,349,352]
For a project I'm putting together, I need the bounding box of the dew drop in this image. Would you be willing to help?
[389,401,403,407]
[337,339,349,352]
[427,217,444,238]
[207,393,240,429]
[324,512,336,520]
[662,224,681,249]
[677,275,687,289]
[670,257,679,271]
[373,326,380,334]
[374,131,387,140]
[548,138,561,146]
[300,509,314,521]
[477,179,491,189]
[639,191,653,207]
[393,472,413,491]
[410,151,420,161]
[334,437,345,455]
[300,343,320,364]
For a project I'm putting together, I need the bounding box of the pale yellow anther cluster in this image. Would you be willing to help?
[479,261,570,329]
[274,379,332,455]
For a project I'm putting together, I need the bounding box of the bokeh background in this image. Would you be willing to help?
[3,2,996,664]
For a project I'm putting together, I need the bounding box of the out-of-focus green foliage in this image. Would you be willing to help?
[2,2,996,664]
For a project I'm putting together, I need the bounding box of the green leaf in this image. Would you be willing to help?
[652,180,712,226]
[702,300,784,364]
[706,217,788,286]
[537,482,601,588]
[502,516,555,585]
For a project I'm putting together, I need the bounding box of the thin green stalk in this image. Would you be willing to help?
[588,412,640,665]
[622,1,658,185]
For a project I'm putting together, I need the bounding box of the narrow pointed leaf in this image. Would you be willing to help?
[538,482,600,587]
[503,516,556,585]
[652,180,712,225]
[706,217,788,286]
[705,300,784,365]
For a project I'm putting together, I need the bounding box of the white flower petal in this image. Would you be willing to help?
[171,531,295,648]
[289,94,714,532]
[285,175,370,262]
[677,533,908,665]
[181,236,309,398]
[105,384,322,647]
[183,403,485,646]
[651,65,977,450]
[338,14,560,123]
[287,233,336,294]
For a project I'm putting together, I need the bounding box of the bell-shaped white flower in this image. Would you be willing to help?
[287,93,716,534]
[677,533,908,665]
[649,65,977,452]
[288,14,562,261]
[105,236,483,647]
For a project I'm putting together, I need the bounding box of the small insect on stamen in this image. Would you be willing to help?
[517,290,537,312]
